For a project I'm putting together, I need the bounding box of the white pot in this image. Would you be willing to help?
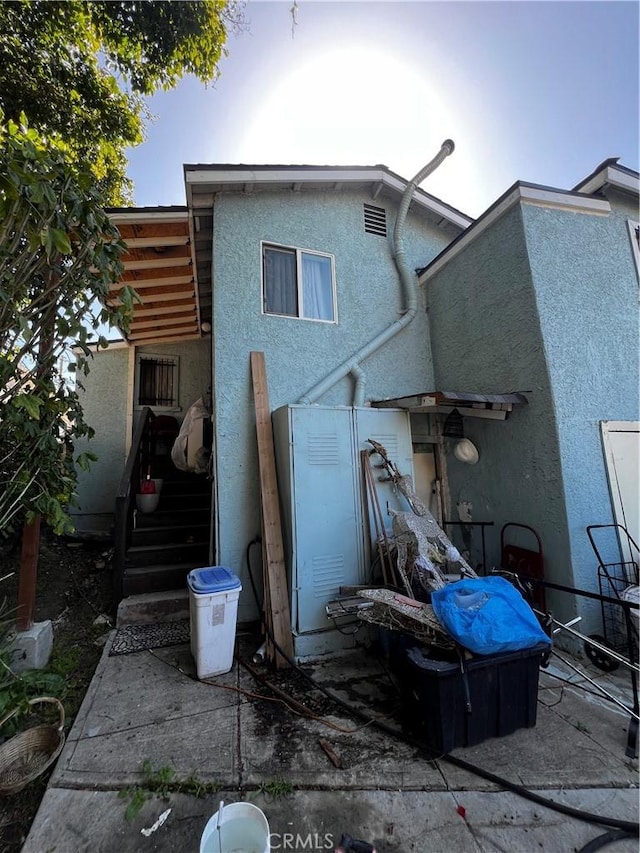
[136,492,160,513]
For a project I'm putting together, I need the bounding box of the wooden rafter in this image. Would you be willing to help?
[106,210,204,345]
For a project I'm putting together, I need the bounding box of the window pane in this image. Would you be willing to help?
[264,247,297,316]
[138,358,176,406]
[301,253,334,321]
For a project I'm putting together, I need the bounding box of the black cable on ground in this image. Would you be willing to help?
[578,829,636,853]
[245,539,640,837]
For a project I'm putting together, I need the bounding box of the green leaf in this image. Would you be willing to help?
[49,227,72,255]
[13,394,42,419]
[75,451,98,472]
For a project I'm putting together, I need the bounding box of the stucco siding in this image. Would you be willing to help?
[135,339,210,417]
[522,193,640,600]
[211,189,454,616]
[72,345,129,534]
[427,192,639,631]
[427,204,574,620]
[73,338,210,535]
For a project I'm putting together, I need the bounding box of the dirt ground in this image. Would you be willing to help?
[0,526,114,852]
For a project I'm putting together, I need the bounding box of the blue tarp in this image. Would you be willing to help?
[431,576,551,656]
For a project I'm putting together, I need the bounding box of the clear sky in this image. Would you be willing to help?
[126,0,639,218]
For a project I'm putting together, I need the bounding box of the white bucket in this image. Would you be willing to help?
[200,802,270,853]
[136,492,160,513]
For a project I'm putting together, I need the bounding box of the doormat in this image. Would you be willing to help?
[109,620,190,656]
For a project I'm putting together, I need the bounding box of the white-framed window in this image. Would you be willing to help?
[261,242,337,323]
[627,219,640,283]
[136,354,179,409]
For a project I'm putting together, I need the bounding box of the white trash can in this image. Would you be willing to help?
[188,567,242,679]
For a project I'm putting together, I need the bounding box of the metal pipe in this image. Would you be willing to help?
[351,363,367,408]
[298,140,455,406]
[540,610,639,673]
[551,650,640,721]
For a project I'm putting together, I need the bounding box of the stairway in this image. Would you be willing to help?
[121,462,212,597]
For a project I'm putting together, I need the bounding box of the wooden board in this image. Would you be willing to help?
[250,351,294,667]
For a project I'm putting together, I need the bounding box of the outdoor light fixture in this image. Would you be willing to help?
[453,438,480,465]
[201,321,212,334]
[442,408,480,464]
[443,408,464,439]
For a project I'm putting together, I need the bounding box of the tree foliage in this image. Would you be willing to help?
[0,0,238,203]
[0,113,136,535]
[0,2,240,537]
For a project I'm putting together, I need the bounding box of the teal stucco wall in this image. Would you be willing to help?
[73,338,210,534]
[428,191,639,630]
[134,339,210,418]
[72,344,129,534]
[427,204,573,619]
[523,190,639,604]
[211,188,457,617]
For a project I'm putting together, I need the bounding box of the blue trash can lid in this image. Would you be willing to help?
[188,566,241,593]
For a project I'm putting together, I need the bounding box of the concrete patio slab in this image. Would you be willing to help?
[23,631,639,852]
[22,787,640,853]
[438,701,637,791]
[238,701,444,790]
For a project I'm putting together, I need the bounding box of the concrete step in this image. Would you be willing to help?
[158,478,211,496]
[134,507,211,528]
[121,562,207,597]
[155,493,211,511]
[126,541,208,567]
[131,523,210,547]
[116,589,190,626]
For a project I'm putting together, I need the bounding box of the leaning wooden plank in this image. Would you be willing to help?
[250,351,294,668]
[261,518,275,664]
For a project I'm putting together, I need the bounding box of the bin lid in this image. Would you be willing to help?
[188,566,241,594]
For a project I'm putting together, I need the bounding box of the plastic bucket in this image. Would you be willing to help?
[200,802,270,853]
[135,492,160,513]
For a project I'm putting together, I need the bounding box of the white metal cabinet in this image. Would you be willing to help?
[354,407,415,542]
[273,404,413,651]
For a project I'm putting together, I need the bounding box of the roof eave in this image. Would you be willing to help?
[418,181,611,284]
[183,164,473,231]
[573,162,640,196]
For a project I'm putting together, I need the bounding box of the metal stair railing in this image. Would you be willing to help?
[113,407,154,598]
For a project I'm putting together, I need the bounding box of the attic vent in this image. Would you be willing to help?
[363,203,387,237]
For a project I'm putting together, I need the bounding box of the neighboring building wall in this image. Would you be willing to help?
[211,188,457,617]
[522,191,640,607]
[428,193,639,631]
[73,337,210,535]
[427,204,576,622]
[72,345,129,534]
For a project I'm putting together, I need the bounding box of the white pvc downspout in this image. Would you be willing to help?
[298,139,455,406]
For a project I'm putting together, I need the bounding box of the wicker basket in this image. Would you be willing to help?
[0,696,65,795]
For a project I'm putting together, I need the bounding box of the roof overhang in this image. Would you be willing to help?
[183,164,473,231]
[107,208,204,345]
[371,390,528,421]
[418,181,611,283]
[573,159,640,196]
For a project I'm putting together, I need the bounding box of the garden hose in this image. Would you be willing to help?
[245,538,640,837]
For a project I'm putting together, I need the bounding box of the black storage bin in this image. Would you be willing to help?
[398,643,546,753]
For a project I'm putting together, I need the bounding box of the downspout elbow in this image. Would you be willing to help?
[297,140,455,407]
[393,139,455,317]
[351,363,366,407]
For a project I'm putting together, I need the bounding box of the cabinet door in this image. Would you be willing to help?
[354,408,414,542]
[291,407,362,633]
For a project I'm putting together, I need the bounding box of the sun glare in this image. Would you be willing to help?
[237,44,479,213]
